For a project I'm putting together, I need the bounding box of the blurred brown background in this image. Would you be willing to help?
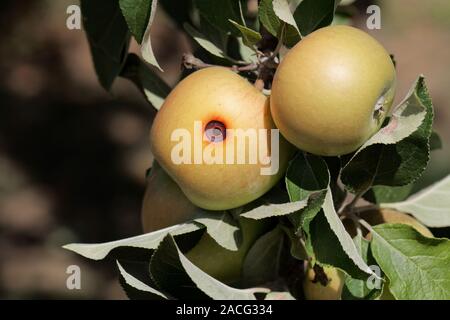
[0,0,449,299]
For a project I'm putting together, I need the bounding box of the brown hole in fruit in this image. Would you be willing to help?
[205,120,226,143]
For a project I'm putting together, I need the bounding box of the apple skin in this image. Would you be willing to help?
[271,25,396,156]
[185,217,271,285]
[141,161,200,233]
[303,265,344,300]
[150,66,294,210]
[305,209,432,300]
[141,162,271,284]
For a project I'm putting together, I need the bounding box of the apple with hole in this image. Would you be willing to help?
[141,161,271,284]
[271,25,396,156]
[303,209,432,300]
[150,66,294,210]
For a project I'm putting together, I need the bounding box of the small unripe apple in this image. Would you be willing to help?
[303,265,344,300]
[271,25,396,156]
[185,217,270,284]
[141,163,270,284]
[141,161,199,233]
[150,67,293,210]
[305,209,432,300]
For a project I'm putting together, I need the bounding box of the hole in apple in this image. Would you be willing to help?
[205,120,226,143]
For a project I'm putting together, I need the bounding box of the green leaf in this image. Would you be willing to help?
[258,0,301,46]
[184,23,240,63]
[381,175,450,227]
[321,189,377,276]
[240,199,309,219]
[140,0,163,71]
[120,54,171,110]
[342,76,434,193]
[194,0,244,36]
[282,225,307,260]
[293,0,337,36]
[286,153,329,202]
[63,223,202,260]
[341,235,382,300]
[371,224,450,299]
[194,212,240,251]
[363,184,414,204]
[310,210,368,279]
[272,0,301,36]
[430,130,442,151]
[150,235,261,299]
[117,261,168,300]
[242,227,284,286]
[80,0,131,90]
[119,0,151,43]
[229,20,262,48]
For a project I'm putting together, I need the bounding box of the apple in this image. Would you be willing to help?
[185,217,271,285]
[303,265,344,300]
[150,66,294,210]
[141,161,200,233]
[270,25,396,156]
[304,209,432,300]
[358,208,433,239]
[141,162,271,284]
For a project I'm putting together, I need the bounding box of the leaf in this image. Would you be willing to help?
[80,0,131,90]
[341,235,382,300]
[272,0,301,36]
[342,76,434,193]
[63,223,201,260]
[286,153,329,202]
[184,23,239,62]
[120,54,170,110]
[242,227,284,286]
[430,130,442,151]
[140,0,163,71]
[310,210,369,279]
[237,37,258,63]
[281,225,307,260]
[240,199,308,220]
[363,184,414,204]
[381,175,450,227]
[293,0,337,36]
[371,224,450,299]
[194,212,240,251]
[321,189,377,276]
[117,261,168,300]
[194,0,244,36]
[119,0,151,43]
[229,20,262,48]
[150,235,259,300]
[258,0,301,46]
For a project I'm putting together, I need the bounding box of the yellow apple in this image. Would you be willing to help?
[141,162,270,284]
[271,25,396,156]
[303,265,344,300]
[150,66,293,210]
[358,208,433,239]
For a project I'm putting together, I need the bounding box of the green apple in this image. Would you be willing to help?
[305,209,432,300]
[271,25,396,156]
[141,161,200,233]
[141,162,271,284]
[303,265,344,300]
[150,66,293,210]
[186,217,270,285]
